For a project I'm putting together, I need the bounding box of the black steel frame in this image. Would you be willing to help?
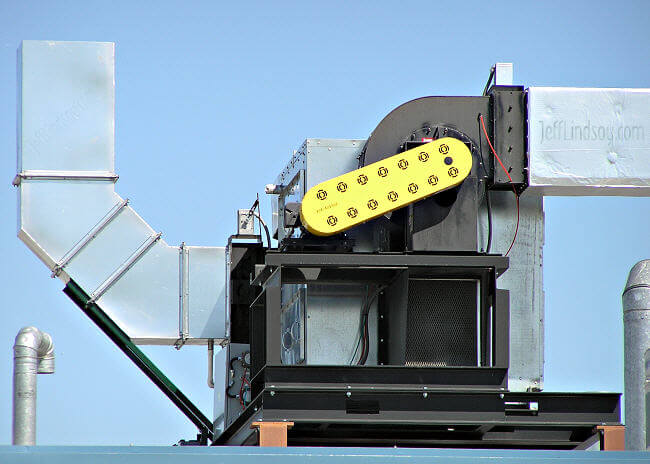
[216,375,621,448]
[252,252,509,374]
[215,251,622,448]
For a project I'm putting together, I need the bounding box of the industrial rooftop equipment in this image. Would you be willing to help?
[14,42,650,449]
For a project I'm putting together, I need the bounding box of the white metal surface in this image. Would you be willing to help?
[15,40,226,344]
[528,87,650,195]
[494,63,513,86]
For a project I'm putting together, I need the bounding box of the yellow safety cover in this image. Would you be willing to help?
[301,137,473,236]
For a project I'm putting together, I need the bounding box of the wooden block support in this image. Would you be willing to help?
[251,421,294,447]
[597,425,625,451]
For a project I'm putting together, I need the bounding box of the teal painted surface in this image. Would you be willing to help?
[1,447,649,464]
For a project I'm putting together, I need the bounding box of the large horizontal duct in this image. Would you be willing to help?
[15,40,226,345]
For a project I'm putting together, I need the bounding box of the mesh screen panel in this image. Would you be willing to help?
[405,279,478,366]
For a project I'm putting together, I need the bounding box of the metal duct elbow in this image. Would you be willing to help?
[13,327,55,445]
[15,41,226,346]
[623,259,650,450]
[14,326,55,373]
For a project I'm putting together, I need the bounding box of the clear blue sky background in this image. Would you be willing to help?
[0,0,649,446]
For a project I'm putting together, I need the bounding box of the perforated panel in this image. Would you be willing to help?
[405,279,478,366]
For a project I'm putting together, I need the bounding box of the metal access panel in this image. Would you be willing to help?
[279,283,378,366]
[306,284,378,365]
[217,343,251,433]
[271,139,364,241]
[527,87,650,195]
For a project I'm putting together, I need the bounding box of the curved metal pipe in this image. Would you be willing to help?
[623,259,650,450]
[13,327,55,446]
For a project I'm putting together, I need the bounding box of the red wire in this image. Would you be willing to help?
[239,367,248,408]
[479,115,519,257]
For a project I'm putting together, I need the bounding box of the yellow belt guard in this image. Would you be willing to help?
[300,137,472,236]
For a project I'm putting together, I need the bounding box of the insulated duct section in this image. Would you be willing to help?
[527,87,650,195]
[14,41,226,346]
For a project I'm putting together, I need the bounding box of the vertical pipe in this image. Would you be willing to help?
[645,349,650,450]
[207,339,215,388]
[12,327,55,445]
[623,259,650,450]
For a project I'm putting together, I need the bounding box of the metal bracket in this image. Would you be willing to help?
[88,232,162,305]
[12,170,119,186]
[277,169,304,243]
[51,199,130,278]
[175,242,190,350]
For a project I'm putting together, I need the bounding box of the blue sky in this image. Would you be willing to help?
[1,0,649,446]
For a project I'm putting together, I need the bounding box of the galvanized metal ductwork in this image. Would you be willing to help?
[14,41,226,346]
[623,259,650,450]
[12,327,54,446]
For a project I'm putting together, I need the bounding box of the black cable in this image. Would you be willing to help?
[480,114,520,257]
[226,357,242,399]
[358,313,370,366]
[253,211,271,249]
[482,66,495,96]
[477,114,493,254]
[350,318,364,365]
[357,286,383,366]
[246,196,271,249]
[350,286,369,365]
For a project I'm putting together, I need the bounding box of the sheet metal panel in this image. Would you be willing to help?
[479,191,545,391]
[528,87,650,195]
[272,139,364,239]
[306,285,378,365]
[18,41,114,173]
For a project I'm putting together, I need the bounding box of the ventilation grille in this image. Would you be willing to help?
[405,279,478,366]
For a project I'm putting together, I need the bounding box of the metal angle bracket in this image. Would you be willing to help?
[87,232,163,305]
[51,198,130,278]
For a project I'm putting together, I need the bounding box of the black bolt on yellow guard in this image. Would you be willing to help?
[300,137,472,236]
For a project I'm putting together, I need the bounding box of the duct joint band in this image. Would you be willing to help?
[12,170,119,186]
[175,242,190,350]
[624,283,650,294]
[88,232,162,305]
[51,198,130,278]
